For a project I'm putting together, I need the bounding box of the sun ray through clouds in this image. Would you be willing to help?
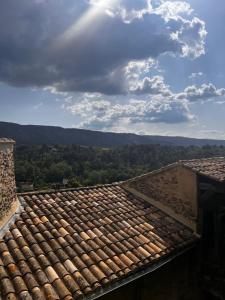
[55,0,120,48]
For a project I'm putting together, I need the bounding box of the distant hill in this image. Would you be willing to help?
[1,121,225,147]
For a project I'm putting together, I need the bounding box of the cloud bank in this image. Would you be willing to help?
[66,81,225,129]
[177,83,225,102]
[67,97,193,130]
[2,0,225,131]
[0,0,206,95]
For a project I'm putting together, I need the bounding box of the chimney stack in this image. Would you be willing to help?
[0,138,19,229]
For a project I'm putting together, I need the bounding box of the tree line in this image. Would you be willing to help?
[14,144,225,191]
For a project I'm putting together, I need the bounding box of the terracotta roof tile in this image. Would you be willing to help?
[181,157,225,182]
[0,183,196,299]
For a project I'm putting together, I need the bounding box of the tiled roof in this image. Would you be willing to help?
[0,184,196,300]
[181,157,225,182]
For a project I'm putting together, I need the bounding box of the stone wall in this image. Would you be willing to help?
[125,165,198,231]
[0,142,17,219]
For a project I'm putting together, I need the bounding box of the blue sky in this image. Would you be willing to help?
[0,0,225,139]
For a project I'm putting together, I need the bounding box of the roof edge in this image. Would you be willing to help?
[0,197,24,239]
[123,161,188,186]
[180,157,225,183]
[86,241,198,300]
[124,157,225,185]
[18,181,124,196]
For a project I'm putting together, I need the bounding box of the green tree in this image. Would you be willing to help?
[47,162,73,183]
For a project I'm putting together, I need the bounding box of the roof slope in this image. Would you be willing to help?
[181,157,225,182]
[0,184,196,300]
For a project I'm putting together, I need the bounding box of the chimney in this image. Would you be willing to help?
[0,138,19,229]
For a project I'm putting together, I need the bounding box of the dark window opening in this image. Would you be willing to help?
[202,210,215,258]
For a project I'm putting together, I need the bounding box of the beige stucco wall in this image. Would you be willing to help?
[124,165,198,231]
[0,142,17,220]
[177,166,198,220]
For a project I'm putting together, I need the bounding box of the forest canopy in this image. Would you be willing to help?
[15,144,225,191]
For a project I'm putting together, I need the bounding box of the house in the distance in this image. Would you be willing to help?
[0,138,225,299]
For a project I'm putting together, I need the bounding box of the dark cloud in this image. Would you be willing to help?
[0,0,206,95]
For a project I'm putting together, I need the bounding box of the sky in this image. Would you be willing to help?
[0,0,225,139]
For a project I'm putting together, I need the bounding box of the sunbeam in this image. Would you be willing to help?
[55,0,119,48]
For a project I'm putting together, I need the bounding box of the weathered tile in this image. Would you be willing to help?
[0,183,196,299]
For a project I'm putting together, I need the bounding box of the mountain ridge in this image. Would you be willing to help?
[0,121,225,147]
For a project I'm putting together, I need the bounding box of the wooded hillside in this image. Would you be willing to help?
[15,144,225,191]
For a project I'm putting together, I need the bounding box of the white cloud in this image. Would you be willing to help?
[130,75,170,95]
[154,1,207,58]
[125,58,156,79]
[178,17,207,58]
[189,72,203,79]
[154,1,193,21]
[177,83,225,102]
[100,0,153,22]
[198,129,225,140]
[65,79,225,131]
[31,102,43,110]
[66,94,193,130]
